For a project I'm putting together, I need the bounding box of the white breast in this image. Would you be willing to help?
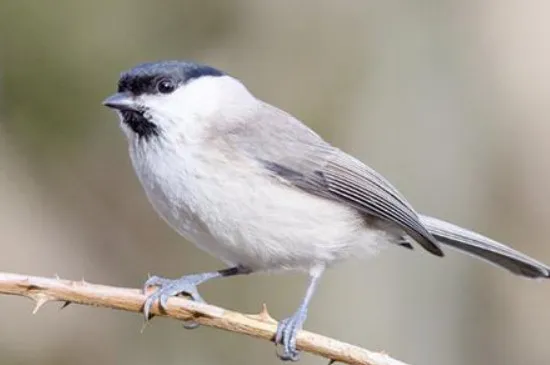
[129,139,387,272]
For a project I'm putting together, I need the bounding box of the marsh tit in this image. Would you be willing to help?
[103,60,550,361]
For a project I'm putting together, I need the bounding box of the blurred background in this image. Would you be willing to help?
[1,1,549,364]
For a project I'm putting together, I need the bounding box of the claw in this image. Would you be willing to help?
[141,274,209,325]
[275,308,308,361]
[143,292,159,320]
[183,321,201,329]
[141,268,249,328]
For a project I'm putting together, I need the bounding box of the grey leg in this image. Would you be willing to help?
[275,266,324,361]
[142,266,251,325]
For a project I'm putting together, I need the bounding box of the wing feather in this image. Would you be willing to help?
[226,101,443,256]
[321,152,443,256]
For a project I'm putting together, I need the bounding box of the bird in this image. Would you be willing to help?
[103,60,550,361]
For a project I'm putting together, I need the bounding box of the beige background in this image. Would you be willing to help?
[1,1,549,365]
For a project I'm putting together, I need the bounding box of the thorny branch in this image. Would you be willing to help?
[0,272,409,365]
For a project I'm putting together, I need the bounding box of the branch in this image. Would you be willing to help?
[0,272,409,365]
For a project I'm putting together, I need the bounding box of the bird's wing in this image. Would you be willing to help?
[260,149,443,256]
[227,102,443,256]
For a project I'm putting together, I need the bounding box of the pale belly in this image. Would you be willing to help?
[131,146,388,272]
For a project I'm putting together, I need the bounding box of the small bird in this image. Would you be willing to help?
[103,60,550,361]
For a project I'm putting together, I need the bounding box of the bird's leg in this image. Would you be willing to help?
[142,265,251,327]
[275,266,324,361]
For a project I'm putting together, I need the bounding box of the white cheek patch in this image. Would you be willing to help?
[134,86,211,142]
[132,76,255,143]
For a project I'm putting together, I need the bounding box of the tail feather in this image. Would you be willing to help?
[418,215,550,279]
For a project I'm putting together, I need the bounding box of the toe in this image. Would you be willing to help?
[278,348,300,362]
[141,275,209,322]
[182,320,200,330]
[275,318,287,345]
[288,330,299,360]
[159,293,170,309]
[275,318,301,362]
[286,351,300,362]
[283,320,298,360]
[143,293,159,320]
[143,275,167,293]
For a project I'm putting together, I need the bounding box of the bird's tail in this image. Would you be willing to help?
[418,214,550,279]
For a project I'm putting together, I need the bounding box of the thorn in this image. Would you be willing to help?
[328,359,337,365]
[249,303,277,324]
[32,295,49,314]
[59,301,71,310]
[260,303,277,323]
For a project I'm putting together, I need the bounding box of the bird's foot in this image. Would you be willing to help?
[143,274,208,328]
[275,306,308,361]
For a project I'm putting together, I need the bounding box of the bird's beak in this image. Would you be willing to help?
[102,92,138,112]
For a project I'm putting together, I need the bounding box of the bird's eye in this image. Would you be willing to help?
[157,79,176,94]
